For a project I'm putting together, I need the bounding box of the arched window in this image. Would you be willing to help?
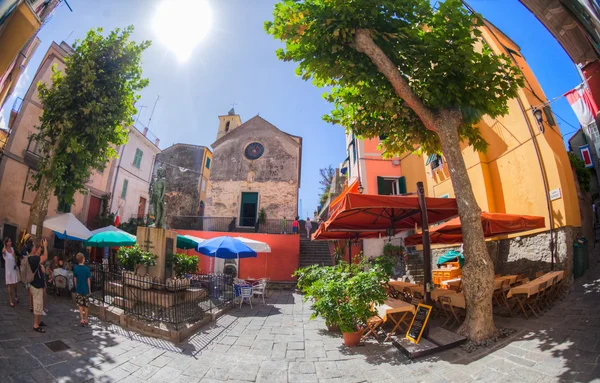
[225,121,230,132]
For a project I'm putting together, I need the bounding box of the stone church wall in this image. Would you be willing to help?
[205,180,298,222]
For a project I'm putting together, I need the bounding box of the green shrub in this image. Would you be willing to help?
[167,253,199,277]
[117,244,157,274]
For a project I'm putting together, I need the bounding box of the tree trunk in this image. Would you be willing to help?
[435,111,496,341]
[27,174,53,240]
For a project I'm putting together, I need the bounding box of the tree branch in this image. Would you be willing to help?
[353,29,438,132]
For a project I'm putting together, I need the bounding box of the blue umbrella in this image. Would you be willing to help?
[196,236,257,273]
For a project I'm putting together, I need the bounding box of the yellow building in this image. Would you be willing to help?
[398,20,581,272]
[0,0,59,109]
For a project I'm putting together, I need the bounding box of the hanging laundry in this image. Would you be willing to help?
[564,86,599,126]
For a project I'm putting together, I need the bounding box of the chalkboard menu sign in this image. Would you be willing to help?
[406,303,433,344]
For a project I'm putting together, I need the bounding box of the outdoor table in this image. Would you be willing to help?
[493,275,518,290]
[441,277,462,289]
[388,280,419,293]
[375,298,416,342]
[507,270,564,298]
[431,288,457,301]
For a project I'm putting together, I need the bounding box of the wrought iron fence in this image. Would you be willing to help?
[90,264,234,328]
[168,216,236,232]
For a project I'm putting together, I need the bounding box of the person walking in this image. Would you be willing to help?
[305,217,312,239]
[292,217,299,235]
[27,238,48,332]
[73,253,91,326]
[3,237,19,307]
[281,216,287,234]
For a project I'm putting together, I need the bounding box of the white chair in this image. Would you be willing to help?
[253,280,267,304]
[240,286,253,308]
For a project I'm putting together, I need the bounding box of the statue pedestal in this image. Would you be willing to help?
[136,227,177,282]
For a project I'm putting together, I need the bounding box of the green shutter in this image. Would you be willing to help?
[133,149,143,169]
[398,176,406,194]
[543,106,556,126]
[377,176,385,195]
[121,179,128,199]
[206,157,211,169]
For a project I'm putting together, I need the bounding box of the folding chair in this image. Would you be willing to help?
[513,274,525,286]
[402,287,413,302]
[535,271,544,278]
[515,281,546,319]
[438,296,463,328]
[493,279,513,316]
[361,316,384,341]
[411,291,423,306]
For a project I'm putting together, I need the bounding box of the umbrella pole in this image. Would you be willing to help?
[417,182,432,307]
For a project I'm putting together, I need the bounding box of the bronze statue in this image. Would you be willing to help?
[151,167,166,229]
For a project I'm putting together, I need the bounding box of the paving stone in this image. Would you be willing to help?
[256,368,288,383]
[148,366,183,383]
[289,361,315,374]
[132,364,161,380]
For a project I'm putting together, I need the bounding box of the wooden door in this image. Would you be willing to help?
[87,196,102,229]
[138,197,147,219]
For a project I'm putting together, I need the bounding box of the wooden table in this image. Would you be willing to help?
[388,280,419,293]
[441,278,462,289]
[431,288,457,301]
[494,275,518,290]
[375,299,416,341]
[507,270,564,298]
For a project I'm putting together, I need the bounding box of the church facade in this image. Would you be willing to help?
[205,109,302,227]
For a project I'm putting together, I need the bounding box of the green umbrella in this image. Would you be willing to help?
[437,250,465,268]
[177,234,205,250]
[85,231,136,247]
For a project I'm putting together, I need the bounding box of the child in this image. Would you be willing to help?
[292,217,299,234]
[73,253,91,326]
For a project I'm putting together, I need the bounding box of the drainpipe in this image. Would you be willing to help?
[517,98,556,270]
[110,144,126,215]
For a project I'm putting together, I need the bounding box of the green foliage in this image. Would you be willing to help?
[265,0,523,155]
[30,26,151,205]
[258,208,267,224]
[294,258,388,333]
[332,244,345,265]
[370,254,395,278]
[95,212,116,228]
[117,244,157,273]
[167,253,199,277]
[383,243,403,257]
[569,152,591,193]
[119,217,147,235]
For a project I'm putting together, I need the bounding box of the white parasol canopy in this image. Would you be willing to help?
[233,237,271,252]
[91,225,131,235]
[43,213,92,241]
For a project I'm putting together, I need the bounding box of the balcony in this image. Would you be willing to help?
[23,136,41,170]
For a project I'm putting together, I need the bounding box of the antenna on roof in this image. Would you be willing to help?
[147,95,160,129]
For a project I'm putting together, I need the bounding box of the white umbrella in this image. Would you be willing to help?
[233,237,271,252]
[91,225,131,235]
[43,213,92,241]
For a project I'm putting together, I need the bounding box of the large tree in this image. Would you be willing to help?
[28,26,150,235]
[266,0,523,341]
[319,165,335,206]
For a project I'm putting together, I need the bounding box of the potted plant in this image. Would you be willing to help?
[166,253,198,291]
[295,257,388,346]
[117,245,158,289]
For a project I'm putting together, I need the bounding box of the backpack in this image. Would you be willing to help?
[20,255,39,284]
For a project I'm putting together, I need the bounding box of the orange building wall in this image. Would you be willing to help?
[174,230,300,282]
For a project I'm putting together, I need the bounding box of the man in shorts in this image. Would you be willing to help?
[28,238,48,333]
[73,253,91,326]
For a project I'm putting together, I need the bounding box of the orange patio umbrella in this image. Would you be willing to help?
[403,212,545,246]
[324,193,459,233]
[311,222,388,241]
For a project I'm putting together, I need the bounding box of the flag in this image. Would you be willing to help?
[114,214,120,227]
[580,145,594,168]
[565,86,599,126]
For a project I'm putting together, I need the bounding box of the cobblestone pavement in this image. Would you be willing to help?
[1,258,600,383]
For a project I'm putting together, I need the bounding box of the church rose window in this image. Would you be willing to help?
[244,142,264,160]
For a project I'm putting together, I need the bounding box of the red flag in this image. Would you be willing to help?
[114,214,120,227]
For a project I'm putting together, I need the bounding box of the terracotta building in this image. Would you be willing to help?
[205,109,302,228]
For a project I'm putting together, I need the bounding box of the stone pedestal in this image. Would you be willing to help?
[136,227,177,282]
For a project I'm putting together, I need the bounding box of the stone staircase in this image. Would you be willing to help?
[298,239,334,268]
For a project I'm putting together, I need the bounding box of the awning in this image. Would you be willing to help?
[425,154,438,165]
[311,222,388,241]
[328,179,360,215]
[324,193,459,233]
[404,212,546,246]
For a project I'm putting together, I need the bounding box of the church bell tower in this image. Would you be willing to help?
[216,108,242,141]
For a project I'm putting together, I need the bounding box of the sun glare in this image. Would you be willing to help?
[153,0,212,62]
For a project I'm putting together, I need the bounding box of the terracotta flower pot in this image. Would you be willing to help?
[343,330,363,347]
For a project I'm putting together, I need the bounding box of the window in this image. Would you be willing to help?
[426,154,443,172]
[377,176,406,195]
[201,177,207,192]
[57,200,71,213]
[205,157,211,169]
[225,121,230,132]
[543,106,556,127]
[121,179,129,199]
[133,148,143,169]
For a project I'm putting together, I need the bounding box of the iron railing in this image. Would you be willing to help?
[169,216,236,232]
[90,264,234,328]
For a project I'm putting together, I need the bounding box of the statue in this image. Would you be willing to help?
[150,167,166,229]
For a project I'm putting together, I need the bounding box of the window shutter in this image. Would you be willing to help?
[206,157,211,169]
[398,176,406,194]
[543,105,556,126]
[121,179,128,199]
[377,176,385,195]
[134,149,143,169]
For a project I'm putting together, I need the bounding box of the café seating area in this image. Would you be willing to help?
[233,277,269,308]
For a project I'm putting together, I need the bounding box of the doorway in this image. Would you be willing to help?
[87,195,102,229]
[240,192,258,227]
[138,197,147,219]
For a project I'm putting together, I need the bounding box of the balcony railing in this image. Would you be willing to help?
[169,216,237,232]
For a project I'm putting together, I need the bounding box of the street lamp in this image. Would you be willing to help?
[533,108,544,133]
[358,182,364,194]
[386,227,395,239]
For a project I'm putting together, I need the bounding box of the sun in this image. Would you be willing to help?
[152,0,212,62]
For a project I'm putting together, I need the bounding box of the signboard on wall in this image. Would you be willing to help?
[580,145,595,168]
[549,188,562,201]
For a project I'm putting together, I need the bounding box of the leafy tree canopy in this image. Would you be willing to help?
[265,0,523,155]
[31,26,150,205]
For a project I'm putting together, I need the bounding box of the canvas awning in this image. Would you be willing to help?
[324,193,459,233]
[311,222,388,241]
[328,178,360,215]
[404,212,545,246]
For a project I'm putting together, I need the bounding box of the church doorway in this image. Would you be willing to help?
[240,192,258,227]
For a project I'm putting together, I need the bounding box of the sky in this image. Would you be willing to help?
[0,0,585,219]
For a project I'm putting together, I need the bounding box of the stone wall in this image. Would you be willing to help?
[429,227,580,279]
[205,180,298,222]
[154,144,207,217]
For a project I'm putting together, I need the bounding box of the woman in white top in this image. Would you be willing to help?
[2,237,19,307]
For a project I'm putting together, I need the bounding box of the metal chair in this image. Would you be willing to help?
[239,286,253,308]
[253,280,267,304]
